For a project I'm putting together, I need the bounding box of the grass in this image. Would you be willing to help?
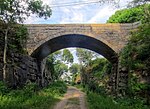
[0,81,67,109]
[87,91,150,109]
[87,91,125,109]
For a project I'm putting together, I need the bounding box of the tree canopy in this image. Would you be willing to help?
[0,0,52,23]
[69,63,80,74]
[62,49,74,64]
[76,48,98,66]
[46,49,74,80]
[107,4,150,23]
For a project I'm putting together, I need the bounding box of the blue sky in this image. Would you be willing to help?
[25,0,131,63]
[25,0,131,24]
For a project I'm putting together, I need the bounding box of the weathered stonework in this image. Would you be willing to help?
[0,22,141,91]
[0,52,39,87]
[24,22,140,91]
[26,22,140,58]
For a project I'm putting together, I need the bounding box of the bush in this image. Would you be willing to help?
[22,82,39,97]
[0,81,10,94]
[87,91,150,109]
[87,92,127,109]
[46,81,67,96]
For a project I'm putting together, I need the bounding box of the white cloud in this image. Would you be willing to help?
[68,48,76,54]
[24,0,132,24]
[88,5,117,23]
[42,0,54,5]
[60,10,84,24]
[24,15,38,24]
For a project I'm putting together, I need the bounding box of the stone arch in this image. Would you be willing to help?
[25,22,140,91]
[27,23,134,56]
[31,34,118,64]
[31,33,119,90]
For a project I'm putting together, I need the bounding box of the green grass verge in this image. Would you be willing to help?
[87,91,149,109]
[0,81,67,109]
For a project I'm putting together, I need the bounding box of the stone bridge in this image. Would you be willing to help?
[25,22,140,91]
[26,22,140,63]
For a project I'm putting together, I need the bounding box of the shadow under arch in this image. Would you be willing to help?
[31,34,118,64]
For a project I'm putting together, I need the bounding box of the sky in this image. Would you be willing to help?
[25,0,131,24]
[24,0,132,63]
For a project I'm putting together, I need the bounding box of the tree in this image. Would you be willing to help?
[62,49,74,64]
[46,51,63,80]
[76,48,94,66]
[54,61,68,80]
[46,49,74,80]
[69,63,80,74]
[90,58,112,76]
[0,0,52,82]
[69,63,81,84]
[76,48,101,85]
[107,4,150,23]
[50,51,62,64]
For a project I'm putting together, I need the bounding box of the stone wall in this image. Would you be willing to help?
[118,67,128,96]
[38,58,53,87]
[0,52,41,87]
[106,63,118,95]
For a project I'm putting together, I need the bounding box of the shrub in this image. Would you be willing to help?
[0,81,10,94]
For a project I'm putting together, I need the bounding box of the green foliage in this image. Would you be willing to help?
[0,0,52,23]
[90,58,112,76]
[0,0,52,83]
[0,81,67,109]
[46,81,67,96]
[0,23,28,53]
[69,63,81,84]
[115,97,149,109]
[107,4,150,23]
[9,25,28,53]
[46,55,55,81]
[69,63,80,74]
[76,48,96,66]
[81,58,112,93]
[54,62,68,79]
[120,23,150,71]
[75,49,113,94]
[62,49,74,64]
[119,13,150,101]
[130,74,149,94]
[87,91,127,109]
[0,0,52,53]
[28,0,51,19]
[87,91,150,109]
[22,82,39,96]
[46,56,68,80]
[46,49,74,80]
[0,81,10,94]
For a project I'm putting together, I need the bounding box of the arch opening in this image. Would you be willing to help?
[31,34,118,64]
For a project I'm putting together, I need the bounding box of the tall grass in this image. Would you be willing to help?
[87,91,149,109]
[0,81,67,109]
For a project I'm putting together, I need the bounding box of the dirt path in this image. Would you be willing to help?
[53,86,88,109]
